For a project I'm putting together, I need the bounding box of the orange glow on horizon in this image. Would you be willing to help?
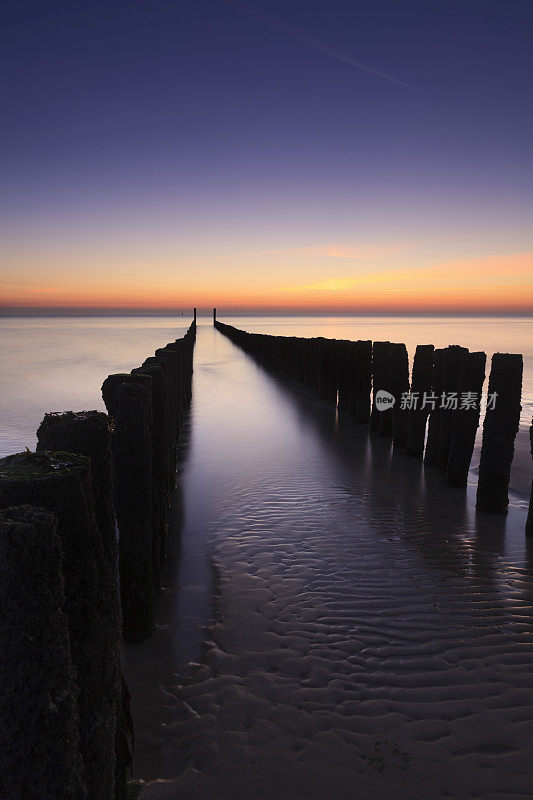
[1,250,532,315]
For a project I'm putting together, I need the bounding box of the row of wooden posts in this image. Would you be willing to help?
[0,319,196,800]
[214,319,532,531]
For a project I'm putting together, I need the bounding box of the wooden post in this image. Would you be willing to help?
[354,340,372,423]
[424,348,445,466]
[445,351,486,487]
[113,383,155,641]
[193,307,197,323]
[373,341,393,437]
[406,344,434,457]
[526,418,533,536]
[437,345,468,471]
[0,506,88,800]
[36,411,116,570]
[213,307,217,324]
[0,451,119,800]
[388,343,410,448]
[318,339,338,404]
[476,353,523,513]
[131,363,168,583]
[371,341,392,432]
[35,409,131,798]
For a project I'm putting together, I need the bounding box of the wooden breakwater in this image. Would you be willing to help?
[214,319,528,527]
[0,319,195,800]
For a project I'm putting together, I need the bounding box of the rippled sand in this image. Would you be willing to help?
[133,325,533,800]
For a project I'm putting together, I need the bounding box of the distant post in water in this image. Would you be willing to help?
[193,307,197,323]
[213,307,217,324]
[476,353,523,513]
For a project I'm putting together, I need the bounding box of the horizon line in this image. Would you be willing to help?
[1,307,532,319]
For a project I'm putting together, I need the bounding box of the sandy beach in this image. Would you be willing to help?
[121,325,533,800]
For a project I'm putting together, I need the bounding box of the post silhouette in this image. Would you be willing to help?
[476,353,522,513]
[406,344,434,458]
[0,506,88,800]
[526,417,533,536]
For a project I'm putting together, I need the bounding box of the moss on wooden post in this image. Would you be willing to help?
[0,451,119,800]
[0,505,88,800]
[35,409,130,798]
[36,410,116,568]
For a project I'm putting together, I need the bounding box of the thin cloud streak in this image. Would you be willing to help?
[225,1,414,91]
[186,241,417,264]
[281,251,533,294]
[288,30,415,90]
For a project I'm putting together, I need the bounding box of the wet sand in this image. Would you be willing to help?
[127,324,533,800]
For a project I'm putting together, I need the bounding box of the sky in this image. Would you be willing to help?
[1,0,532,314]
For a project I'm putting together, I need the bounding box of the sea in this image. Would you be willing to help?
[1,314,532,794]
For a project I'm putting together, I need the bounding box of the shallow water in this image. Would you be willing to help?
[1,315,532,797]
[118,322,533,800]
[0,316,190,456]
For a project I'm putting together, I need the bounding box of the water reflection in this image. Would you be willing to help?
[124,323,532,792]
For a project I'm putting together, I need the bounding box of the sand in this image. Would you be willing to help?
[130,327,533,800]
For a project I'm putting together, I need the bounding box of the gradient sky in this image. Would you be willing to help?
[1,0,532,313]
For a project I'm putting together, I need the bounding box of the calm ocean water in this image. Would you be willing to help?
[1,314,531,459]
[107,318,531,792]
[2,315,532,792]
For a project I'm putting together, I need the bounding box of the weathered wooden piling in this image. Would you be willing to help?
[424,348,445,466]
[114,382,155,641]
[446,351,486,487]
[476,353,523,513]
[35,409,131,798]
[317,338,339,404]
[0,505,88,800]
[406,344,434,457]
[193,307,197,323]
[371,341,393,436]
[36,411,116,569]
[388,343,410,449]
[526,418,533,536]
[437,345,469,472]
[103,322,195,594]
[213,307,217,323]
[354,340,372,423]
[336,340,353,413]
[131,361,170,575]
[0,451,119,800]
